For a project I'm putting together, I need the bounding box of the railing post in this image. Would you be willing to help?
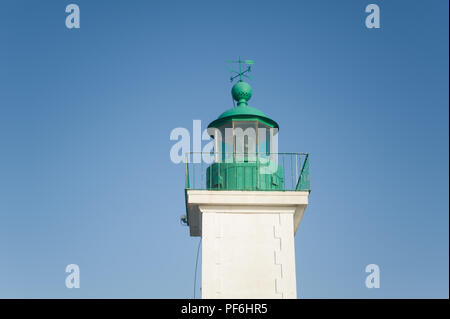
[185,153,190,189]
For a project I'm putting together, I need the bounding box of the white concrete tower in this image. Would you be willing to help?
[184,61,310,299]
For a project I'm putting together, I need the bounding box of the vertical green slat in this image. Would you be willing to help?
[235,156,237,190]
[201,154,204,190]
[257,155,259,190]
[289,154,294,190]
[209,153,212,190]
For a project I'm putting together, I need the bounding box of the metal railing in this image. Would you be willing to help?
[185,152,310,192]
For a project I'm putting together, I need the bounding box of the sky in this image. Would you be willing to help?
[0,0,448,298]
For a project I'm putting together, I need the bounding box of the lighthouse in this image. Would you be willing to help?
[184,59,310,299]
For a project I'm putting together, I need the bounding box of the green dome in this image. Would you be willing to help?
[217,106,270,121]
[207,80,279,131]
[208,105,279,129]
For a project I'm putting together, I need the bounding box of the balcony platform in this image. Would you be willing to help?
[186,189,309,237]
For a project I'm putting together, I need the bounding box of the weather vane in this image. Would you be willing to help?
[226,57,254,82]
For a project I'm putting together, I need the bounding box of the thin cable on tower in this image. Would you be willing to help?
[193,238,202,299]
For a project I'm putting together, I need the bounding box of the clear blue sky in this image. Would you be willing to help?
[0,0,448,298]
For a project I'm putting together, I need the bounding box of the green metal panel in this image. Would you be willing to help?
[206,160,284,191]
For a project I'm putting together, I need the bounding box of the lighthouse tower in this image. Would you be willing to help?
[184,60,310,299]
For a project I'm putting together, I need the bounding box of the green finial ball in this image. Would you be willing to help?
[231,81,252,104]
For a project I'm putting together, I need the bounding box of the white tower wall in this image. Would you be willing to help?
[186,190,308,299]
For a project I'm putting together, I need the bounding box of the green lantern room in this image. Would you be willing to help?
[206,80,285,191]
[184,59,310,194]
